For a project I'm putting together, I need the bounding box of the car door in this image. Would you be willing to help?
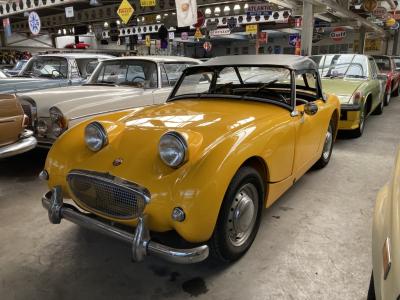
[368,57,383,110]
[292,71,329,177]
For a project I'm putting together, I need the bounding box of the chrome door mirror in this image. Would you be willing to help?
[304,102,318,116]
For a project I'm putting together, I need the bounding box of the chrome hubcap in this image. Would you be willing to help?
[359,109,365,131]
[227,183,258,247]
[322,125,333,160]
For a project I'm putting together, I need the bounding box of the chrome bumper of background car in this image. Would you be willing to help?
[0,130,37,158]
[340,103,361,111]
[41,186,209,264]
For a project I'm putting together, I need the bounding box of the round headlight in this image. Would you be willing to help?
[49,107,68,137]
[159,132,188,168]
[85,122,108,152]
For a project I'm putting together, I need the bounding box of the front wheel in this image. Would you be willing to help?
[209,166,264,262]
[384,92,391,106]
[313,121,334,169]
[372,98,384,115]
[350,104,366,138]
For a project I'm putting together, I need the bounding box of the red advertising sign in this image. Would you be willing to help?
[330,27,346,42]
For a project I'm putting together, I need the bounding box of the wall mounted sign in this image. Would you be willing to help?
[363,0,378,12]
[145,35,151,47]
[176,0,198,27]
[259,32,268,44]
[2,18,11,37]
[203,41,212,52]
[289,33,300,47]
[194,27,203,40]
[140,0,156,6]
[28,12,41,35]
[246,24,258,34]
[65,6,74,18]
[227,17,237,30]
[194,10,205,28]
[330,27,346,42]
[168,32,175,40]
[206,20,218,31]
[210,28,231,37]
[181,32,188,40]
[117,0,134,24]
[246,3,273,16]
[365,38,381,51]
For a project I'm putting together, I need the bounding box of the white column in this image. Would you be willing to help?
[301,1,314,56]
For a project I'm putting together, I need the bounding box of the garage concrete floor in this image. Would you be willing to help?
[1,99,400,300]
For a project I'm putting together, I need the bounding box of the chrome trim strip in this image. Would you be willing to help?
[0,133,37,159]
[42,187,209,264]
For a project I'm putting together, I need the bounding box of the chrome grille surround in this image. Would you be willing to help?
[67,169,151,220]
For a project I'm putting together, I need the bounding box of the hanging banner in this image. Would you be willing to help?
[117,0,134,24]
[28,11,41,35]
[65,6,74,18]
[210,28,231,37]
[175,0,197,27]
[2,18,11,38]
[246,24,258,34]
[140,0,155,6]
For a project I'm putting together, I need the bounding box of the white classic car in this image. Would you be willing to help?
[18,56,200,147]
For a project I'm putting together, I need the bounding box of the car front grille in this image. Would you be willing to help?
[67,170,150,219]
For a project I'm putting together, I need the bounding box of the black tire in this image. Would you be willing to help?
[384,92,391,106]
[313,120,334,169]
[350,103,366,138]
[209,166,264,262]
[392,83,399,97]
[367,271,376,300]
[372,98,384,115]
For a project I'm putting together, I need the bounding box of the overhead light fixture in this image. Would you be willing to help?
[214,7,221,16]
[57,29,61,34]
[223,6,230,15]
[233,4,241,13]
[104,22,109,28]
[244,3,249,9]
[63,28,67,35]
[205,8,212,17]
[116,20,121,25]
[89,0,102,6]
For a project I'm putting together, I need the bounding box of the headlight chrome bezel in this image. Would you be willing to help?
[85,122,108,152]
[49,106,68,137]
[158,131,188,168]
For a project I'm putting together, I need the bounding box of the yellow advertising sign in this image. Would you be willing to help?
[364,38,381,51]
[194,28,203,40]
[246,24,258,34]
[140,0,156,6]
[117,0,134,24]
[145,35,151,47]
[144,14,157,23]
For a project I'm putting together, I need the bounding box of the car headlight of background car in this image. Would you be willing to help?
[85,122,108,152]
[158,131,188,168]
[49,107,68,137]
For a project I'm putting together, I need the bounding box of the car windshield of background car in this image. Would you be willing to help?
[88,60,158,88]
[173,66,291,105]
[314,54,368,79]
[20,57,68,79]
[373,57,391,72]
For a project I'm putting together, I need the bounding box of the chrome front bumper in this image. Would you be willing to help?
[42,186,209,264]
[0,130,37,158]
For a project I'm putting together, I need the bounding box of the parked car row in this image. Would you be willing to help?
[0,53,397,299]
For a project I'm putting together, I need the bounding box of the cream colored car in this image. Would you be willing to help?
[369,148,400,299]
[18,56,200,148]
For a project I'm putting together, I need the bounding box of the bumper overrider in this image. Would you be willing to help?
[0,130,37,159]
[41,185,209,264]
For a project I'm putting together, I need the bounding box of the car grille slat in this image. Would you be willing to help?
[67,170,150,219]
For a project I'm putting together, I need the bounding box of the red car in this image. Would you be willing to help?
[372,55,400,106]
[65,42,90,49]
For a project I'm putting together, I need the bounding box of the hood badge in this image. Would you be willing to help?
[113,158,123,167]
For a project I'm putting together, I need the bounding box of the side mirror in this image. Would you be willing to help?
[304,102,318,116]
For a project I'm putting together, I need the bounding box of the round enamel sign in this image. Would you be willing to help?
[28,11,41,35]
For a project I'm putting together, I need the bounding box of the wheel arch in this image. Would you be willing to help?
[365,93,373,115]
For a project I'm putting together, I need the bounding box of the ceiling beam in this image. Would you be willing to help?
[305,0,386,36]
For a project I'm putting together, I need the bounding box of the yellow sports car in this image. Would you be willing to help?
[40,55,340,264]
[369,148,400,299]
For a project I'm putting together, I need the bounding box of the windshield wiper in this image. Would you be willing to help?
[84,81,117,86]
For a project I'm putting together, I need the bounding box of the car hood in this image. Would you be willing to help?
[20,85,150,119]
[320,78,364,103]
[0,77,63,93]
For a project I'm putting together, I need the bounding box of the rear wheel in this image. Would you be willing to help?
[210,166,264,262]
[372,97,384,115]
[367,271,376,300]
[384,92,391,106]
[313,121,334,169]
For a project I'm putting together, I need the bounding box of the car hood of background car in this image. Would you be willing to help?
[320,78,364,103]
[21,85,152,118]
[0,77,64,93]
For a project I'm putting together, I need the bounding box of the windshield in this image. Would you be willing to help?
[21,57,68,79]
[171,66,292,107]
[87,60,158,88]
[312,54,368,79]
[373,56,391,72]
[12,60,27,71]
